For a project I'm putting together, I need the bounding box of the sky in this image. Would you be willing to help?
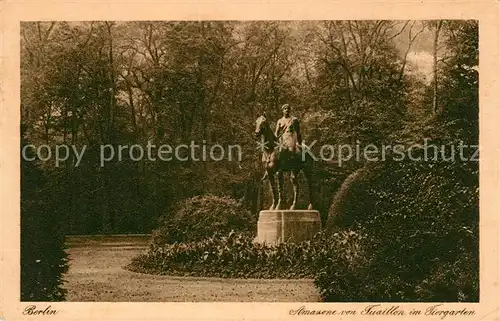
[392,21,435,83]
[406,51,434,81]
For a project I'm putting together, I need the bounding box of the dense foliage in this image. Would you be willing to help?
[21,127,69,301]
[151,195,255,244]
[128,230,362,279]
[315,154,478,302]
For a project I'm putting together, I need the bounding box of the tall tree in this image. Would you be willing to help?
[432,20,444,115]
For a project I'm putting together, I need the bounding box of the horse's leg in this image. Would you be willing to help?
[303,165,314,210]
[290,169,300,210]
[268,170,277,210]
[275,171,284,210]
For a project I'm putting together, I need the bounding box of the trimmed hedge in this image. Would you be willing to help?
[151,195,256,245]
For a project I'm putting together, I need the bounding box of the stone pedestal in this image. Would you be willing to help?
[255,210,322,245]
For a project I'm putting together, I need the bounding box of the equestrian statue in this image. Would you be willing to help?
[254,104,314,211]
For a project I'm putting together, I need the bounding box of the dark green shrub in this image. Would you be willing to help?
[152,195,256,245]
[21,128,69,301]
[317,150,478,302]
[130,231,313,278]
[128,229,363,279]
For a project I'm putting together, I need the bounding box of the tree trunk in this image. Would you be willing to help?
[433,20,443,115]
[106,22,116,143]
[103,22,117,233]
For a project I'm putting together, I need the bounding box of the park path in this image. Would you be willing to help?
[64,235,321,302]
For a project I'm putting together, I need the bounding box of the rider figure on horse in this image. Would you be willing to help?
[275,104,302,154]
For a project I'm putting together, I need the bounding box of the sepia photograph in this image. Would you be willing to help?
[18,19,481,305]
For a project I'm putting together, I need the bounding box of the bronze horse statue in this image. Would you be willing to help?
[254,115,314,210]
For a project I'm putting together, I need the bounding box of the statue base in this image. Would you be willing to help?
[255,210,322,245]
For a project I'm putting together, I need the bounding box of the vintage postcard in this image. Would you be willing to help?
[1,0,499,320]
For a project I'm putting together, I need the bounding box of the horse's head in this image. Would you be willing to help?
[254,115,268,138]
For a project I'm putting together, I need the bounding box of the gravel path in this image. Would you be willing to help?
[64,235,321,302]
